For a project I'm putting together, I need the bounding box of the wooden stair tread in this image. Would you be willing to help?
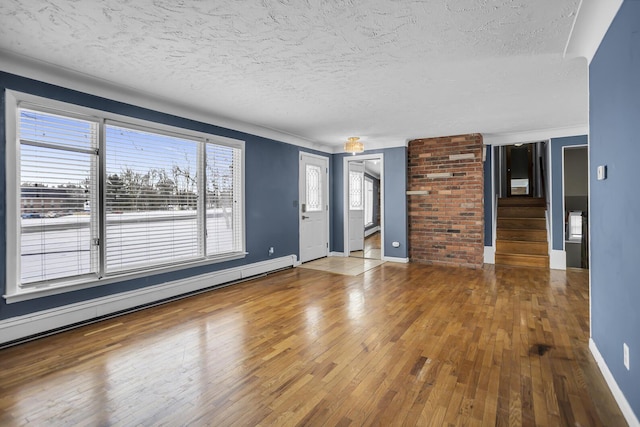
[496,240,548,256]
[495,253,549,268]
[497,218,547,230]
[496,239,547,244]
[497,229,547,241]
[495,253,549,258]
[497,206,546,218]
[498,197,546,207]
[498,217,546,220]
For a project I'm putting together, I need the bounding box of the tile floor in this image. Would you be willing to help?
[297,256,385,276]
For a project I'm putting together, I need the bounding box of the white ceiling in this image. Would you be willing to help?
[0,0,588,151]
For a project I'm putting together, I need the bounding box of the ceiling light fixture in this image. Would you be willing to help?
[344,136,364,155]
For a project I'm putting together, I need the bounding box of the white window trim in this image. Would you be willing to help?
[4,90,246,303]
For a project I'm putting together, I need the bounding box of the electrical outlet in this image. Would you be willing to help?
[268,247,274,256]
[624,343,630,370]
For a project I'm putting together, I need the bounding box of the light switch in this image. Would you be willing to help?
[597,165,607,181]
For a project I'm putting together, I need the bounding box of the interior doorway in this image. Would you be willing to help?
[563,145,589,269]
[343,154,384,260]
[506,144,533,196]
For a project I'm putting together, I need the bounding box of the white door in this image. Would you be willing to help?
[299,153,328,263]
[348,161,365,253]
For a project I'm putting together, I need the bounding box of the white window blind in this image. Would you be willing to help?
[568,211,583,241]
[18,108,99,285]
[105,124,202,273]
[9,93,245,296]
[205,142,242,256]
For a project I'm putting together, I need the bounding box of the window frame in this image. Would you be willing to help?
[5,90,246,303]
[567,211,583,242]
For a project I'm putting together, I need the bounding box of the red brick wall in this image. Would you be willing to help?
[408,134,484,268]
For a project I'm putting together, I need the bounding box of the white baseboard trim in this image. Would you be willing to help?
[0,255,297,345]
[550,249,567,270]
[382,256,409,263]
[329,252,345,257]
[364,226,380,237]
[484,246,495,264]
[589,338,640,427]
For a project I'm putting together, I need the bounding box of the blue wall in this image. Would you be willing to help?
[483,144,493,246]
[0,71,329,321]
[332,148,408,259]
[590,0,640,418]
[550,135,588,251]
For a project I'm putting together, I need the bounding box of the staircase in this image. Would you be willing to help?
[495,197,549,268]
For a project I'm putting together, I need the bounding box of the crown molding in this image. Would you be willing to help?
[0,49,333,154]
[564,0,624,63]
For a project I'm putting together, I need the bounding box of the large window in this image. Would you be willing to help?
[8,92,245,298]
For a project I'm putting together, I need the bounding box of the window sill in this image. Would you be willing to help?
[4,252,247,304]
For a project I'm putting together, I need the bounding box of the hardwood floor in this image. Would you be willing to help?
[0,263,626,426]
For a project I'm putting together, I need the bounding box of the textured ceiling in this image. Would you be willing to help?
[0,0,586,150]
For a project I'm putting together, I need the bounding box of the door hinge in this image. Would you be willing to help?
[93,238,100,246]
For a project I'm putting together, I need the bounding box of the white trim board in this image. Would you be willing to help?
[484,246,495,264]
[550,250,567,270]
[0,255,296,345]
[382,256,409,264]
[564,0,624,63]
[590,339,640,427]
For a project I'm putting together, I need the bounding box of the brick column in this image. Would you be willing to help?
[408,134,484,268]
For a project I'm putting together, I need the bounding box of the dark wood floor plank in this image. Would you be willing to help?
[0,263,628,426]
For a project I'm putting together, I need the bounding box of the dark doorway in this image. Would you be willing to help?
[506,144,533,196]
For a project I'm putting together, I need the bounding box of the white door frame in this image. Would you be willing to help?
[299,152,330,263]
[343,154,384,258]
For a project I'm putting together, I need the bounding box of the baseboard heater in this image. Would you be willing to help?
[0,255,296,348]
